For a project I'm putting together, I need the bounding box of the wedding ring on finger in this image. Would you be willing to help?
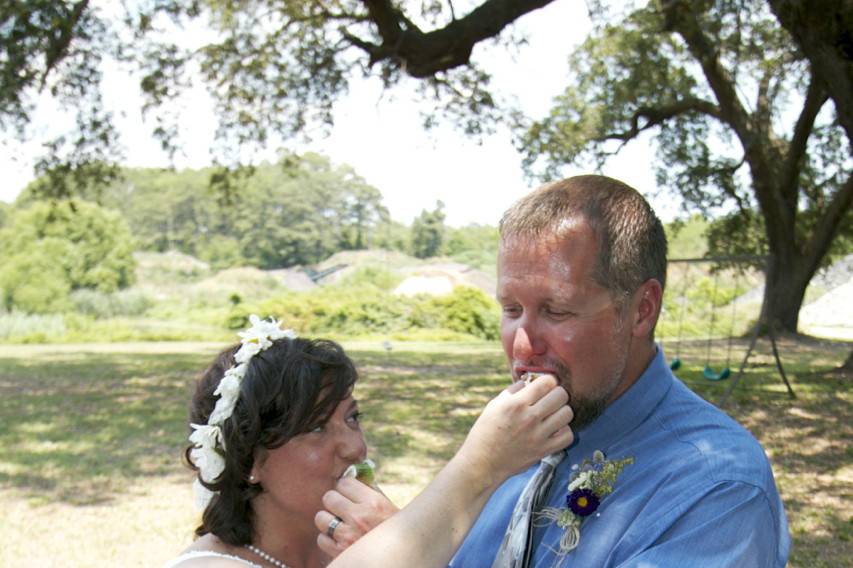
[327,516,343,539]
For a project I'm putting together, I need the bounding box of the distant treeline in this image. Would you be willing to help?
[0,153,499,313]
[10,153,497,269]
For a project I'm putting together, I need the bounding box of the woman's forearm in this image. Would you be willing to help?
[326,376,573,567]
[330,454,496,567]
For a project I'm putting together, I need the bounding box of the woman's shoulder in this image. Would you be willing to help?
[164,550,262,568]
[164,534,261,568]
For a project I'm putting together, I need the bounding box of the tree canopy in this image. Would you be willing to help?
[2,0,851,331]
[0,200,136,312]
[518,1,852,332]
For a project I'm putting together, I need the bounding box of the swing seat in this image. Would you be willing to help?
[669,357,682,371]
[703,365,731,381]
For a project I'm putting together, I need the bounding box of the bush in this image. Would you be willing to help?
[421,286,500,340]
[70,289,153,319]
[0,247,72,313]
[229,284,499,340]
[0,311,67,342]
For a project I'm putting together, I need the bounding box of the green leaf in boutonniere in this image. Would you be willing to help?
[536,450,634,558]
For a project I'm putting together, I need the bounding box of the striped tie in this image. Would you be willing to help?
[491,451,566,568]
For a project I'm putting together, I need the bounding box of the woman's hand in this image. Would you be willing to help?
[457,375,573,489]
[315,477,400,558]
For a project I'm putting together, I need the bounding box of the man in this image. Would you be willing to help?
[449,175,789,567]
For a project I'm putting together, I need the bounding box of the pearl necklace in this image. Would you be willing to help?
[245,544,290,568]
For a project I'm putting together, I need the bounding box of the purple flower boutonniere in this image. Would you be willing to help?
[537,450,633,556]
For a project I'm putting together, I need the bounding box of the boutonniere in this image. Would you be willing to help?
[537,450,633,556]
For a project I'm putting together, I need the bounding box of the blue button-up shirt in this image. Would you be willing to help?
[451,347,790,567]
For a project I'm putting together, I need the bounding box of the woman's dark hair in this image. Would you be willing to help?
[185,337,358,545]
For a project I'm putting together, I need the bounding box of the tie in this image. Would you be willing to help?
[491,450,566,568]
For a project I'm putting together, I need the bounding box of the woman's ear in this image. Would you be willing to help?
[250,448,268,484]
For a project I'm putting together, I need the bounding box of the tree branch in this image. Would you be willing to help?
[350,0,555,77]
[593,98,721,142]
[803,172,853,277]
[781,75,829,197]
[768,0,853,141]
[661,0,796,250]
[660,0,753,141]
[40,0,91,90]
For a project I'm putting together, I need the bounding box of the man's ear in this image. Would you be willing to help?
[631,279,663,339]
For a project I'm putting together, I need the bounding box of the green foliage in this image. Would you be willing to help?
[53,154,392,269]
[411,201,447,259]
[0,247,71,313]
[423,286,500,340]
[70,289,152,319]
[0,201,9,227]
[1,200,135,289]
[707,208,853,270]
[518,1,852,331]
[445,224,499,270]
[133,251,211,285]
[338,266,402,291]
[373,220,413,255]
[230,275,499,341]
[0,311,66,342]
[665,215,709,260]
[196,235,245,270]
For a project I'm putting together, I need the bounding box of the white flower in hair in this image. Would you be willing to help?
[208,396,236,426]
[193,478,215,510]
[191,445,226,482]
[189,423,223,448]
[235,341,264,364]
[239,314,295,345]
[187,314,296,509]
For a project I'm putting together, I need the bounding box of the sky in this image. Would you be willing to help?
[0,0,666,227]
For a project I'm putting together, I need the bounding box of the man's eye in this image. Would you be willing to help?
[502,305,522,317]
[545,308,572,318]
[348,411,362,424]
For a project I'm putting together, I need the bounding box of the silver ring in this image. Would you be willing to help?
[327,516,342,539]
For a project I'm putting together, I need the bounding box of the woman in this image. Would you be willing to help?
[166,316,571,567]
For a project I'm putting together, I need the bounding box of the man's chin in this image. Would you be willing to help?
[568,397,607,431]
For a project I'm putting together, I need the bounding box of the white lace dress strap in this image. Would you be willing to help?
[163,550,262,568]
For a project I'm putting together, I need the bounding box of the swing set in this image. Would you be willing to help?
[663,255,795,405]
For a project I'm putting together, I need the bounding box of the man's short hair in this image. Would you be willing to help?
[500,175,668,300]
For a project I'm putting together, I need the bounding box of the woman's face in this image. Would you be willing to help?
[251,395,367,522]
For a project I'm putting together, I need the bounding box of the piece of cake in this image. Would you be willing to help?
[343,458,376,486]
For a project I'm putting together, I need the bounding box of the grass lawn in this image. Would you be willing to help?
[0,338,850,567]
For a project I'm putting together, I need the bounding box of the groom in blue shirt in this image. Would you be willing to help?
[450,175,789,567]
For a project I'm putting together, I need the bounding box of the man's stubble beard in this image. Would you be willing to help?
[552,326,630,432]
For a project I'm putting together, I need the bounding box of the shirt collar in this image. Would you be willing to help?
[569,345,673,452]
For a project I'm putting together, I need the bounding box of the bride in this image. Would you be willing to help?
[165,316,572,567]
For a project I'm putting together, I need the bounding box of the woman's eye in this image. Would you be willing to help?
[310,425,325,434]
[348,411,362,424]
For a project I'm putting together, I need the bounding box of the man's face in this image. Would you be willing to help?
[497,220,635,430]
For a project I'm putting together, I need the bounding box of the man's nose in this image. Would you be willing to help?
[512,321,546,359]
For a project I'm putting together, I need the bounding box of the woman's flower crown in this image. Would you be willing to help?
[189,314,296,509]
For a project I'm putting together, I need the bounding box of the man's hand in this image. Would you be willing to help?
[314,477,400,557]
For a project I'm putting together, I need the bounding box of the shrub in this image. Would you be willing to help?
[0,200,136,294]
[70,289,153,319]
[422,286,500,340]
[0,311,67,342]
[0,247,72,313]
